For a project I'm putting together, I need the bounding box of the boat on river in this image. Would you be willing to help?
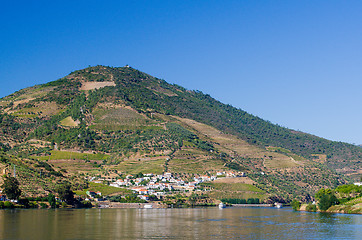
[275,203,283,208]
[219,202,225,209]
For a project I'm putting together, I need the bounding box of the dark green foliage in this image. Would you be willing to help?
[3,201,15,209]
[35,161,63,177]
[166,123,196,140]
[36,161,54,171]
[148,195,159,201]
[166,123,214,151]
[2,176,21,200]
[18,198,30,208]
[134,172,144,178]
[0,142,10,152]
[96,123,213,155]
[32,120,99,150]
[40,203,48,208]
[318,193,339,211]
[42,78,71,87]
[315,187,340,211]
[315,188,332,200]
[56,182,75,205]
[109,194,146,203]
[79,200,93,208]
[0,151,9,163]
[51,127,98,150]
[221,198,246,204]
[31,196,48,201]
[39,78,81,105]
[335,184,362,194]
[48,193,56,208]
[225,162,246,171]
[306,203,317,212]
[247,198,260,204]
[30,88,108,151]
[99,128,174,153]
[291,200,301,211]
[0,113,31,140]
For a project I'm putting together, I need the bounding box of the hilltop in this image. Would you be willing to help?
[0,65,360,202]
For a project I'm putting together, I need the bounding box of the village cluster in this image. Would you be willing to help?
[88,171,245,201]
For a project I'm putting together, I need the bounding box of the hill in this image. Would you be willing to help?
[0,65,360,202]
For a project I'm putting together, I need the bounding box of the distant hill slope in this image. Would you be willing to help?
[0,65,360,200]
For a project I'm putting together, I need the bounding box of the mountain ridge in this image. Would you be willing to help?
[0,65,360,201]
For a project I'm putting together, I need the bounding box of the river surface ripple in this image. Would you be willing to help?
[0,207,361,239]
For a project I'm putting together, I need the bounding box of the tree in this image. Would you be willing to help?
[291,200,301,211]
[247,198,256,204]
[318,193,339,211]
[18,198,30,208]
[1,176,21,200]
[56,183,74,205]
[135,172,144,178]
[315,188,332,201]
[306,203,317,212]
[48,193,56,208]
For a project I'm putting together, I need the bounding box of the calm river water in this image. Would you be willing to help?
[0,207,361,239]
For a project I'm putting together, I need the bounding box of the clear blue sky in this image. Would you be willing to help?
[1,0,362,144]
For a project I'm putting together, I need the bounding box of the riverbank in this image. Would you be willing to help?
[327,203,362,214]
[96,201,277,209]
[98,201,166,208]
[232,204,273,207]
[299,203,362,215]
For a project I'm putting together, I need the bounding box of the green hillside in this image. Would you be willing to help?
[0,65,360,202]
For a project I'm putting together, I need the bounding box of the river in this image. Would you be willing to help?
[0,207,361,239]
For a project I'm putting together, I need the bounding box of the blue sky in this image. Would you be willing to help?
[1,0,362,144]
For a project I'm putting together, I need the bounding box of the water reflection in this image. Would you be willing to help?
[0,207,361,239]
